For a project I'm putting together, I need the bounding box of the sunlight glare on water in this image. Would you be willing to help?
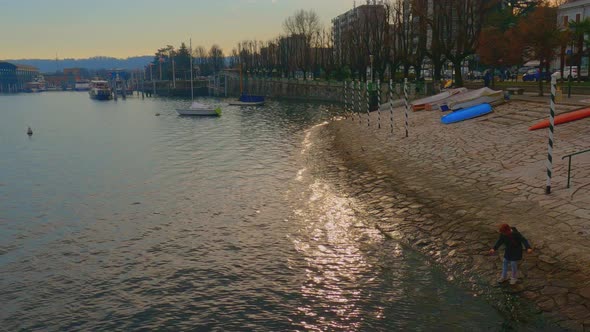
[0,92,536,330]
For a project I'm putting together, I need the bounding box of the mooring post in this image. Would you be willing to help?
[389,79,394,135]
[546,76,556,194]
[366,80,370,127]
[404,78,409,138]
[357,79,362,125]
[377,79,381,129]
[344,80,348,119]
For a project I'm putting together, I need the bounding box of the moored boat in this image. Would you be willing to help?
[176,102,221,116]
[89,80,112,100]
[75,80,90,91]
[176,39,221,117]
[229,94,265,106]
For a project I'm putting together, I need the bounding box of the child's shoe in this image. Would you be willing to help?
[497,277,508,284]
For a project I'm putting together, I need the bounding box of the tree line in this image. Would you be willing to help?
[148,43,225,81]
[150,0,579,88]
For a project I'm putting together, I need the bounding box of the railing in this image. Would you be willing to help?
[562,148,590,188]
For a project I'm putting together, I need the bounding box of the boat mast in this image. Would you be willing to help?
[190,38,194,101]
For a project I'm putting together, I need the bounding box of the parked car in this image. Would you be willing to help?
[468,70,483,80]
[552,66,578,80]
[522,68,551,81]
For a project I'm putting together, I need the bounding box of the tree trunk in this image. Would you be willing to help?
[538,68,544,97]
[453,60,463,87]
[433,60,443,82]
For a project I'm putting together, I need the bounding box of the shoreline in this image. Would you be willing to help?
[314,100,590,330]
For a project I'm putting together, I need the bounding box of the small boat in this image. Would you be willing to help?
[441,103,492,124]
[176,39,221,117]
[229,64,265,106]
[177,102,221,116]
[23,76,47,93]
[412,88,467,111]
[229,95,265,106]
[528,107,590,131]
[436,88,504,112]
[89,80,113,100]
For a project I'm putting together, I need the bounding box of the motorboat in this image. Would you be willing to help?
[89,80,112,100]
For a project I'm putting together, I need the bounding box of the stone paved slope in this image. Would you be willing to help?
[321,100,590,330]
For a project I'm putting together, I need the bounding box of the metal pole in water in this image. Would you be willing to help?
[404,78,409,138]
[366,80,370,127]
[390,79,394,135]
[377,79,381,129]
[546,76,557,194]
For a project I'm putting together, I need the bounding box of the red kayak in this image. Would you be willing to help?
[528,108,590,131]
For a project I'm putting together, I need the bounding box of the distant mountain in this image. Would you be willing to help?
[4,56,153,73]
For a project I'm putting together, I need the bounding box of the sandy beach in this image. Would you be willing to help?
[313,98,590,330]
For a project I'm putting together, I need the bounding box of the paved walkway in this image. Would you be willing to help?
[318,99,590,330]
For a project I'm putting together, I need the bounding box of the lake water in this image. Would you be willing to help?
[0,92,539,330]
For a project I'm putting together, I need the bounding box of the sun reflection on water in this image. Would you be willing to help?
[291,179,388,331]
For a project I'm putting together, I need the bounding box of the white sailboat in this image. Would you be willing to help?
[176,39,221,116]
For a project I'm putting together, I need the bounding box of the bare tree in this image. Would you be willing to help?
[283,9,321,79]
[434,0,496,86]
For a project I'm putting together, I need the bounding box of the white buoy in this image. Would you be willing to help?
[27,127,33,136]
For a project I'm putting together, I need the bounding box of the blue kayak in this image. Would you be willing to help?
[441,103,492,124]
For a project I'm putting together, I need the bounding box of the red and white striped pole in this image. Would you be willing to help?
[546,76,557,194]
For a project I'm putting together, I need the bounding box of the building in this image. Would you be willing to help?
[558,0,590,25]
[332,0,388,66]
[557,0,590,77]
[0,62,39,93]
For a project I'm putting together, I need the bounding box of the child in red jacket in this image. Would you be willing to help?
[489,223,533,285]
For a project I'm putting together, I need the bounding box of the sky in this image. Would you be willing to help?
[0,0,355,59]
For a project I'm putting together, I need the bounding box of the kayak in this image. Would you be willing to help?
[528,108,590,131]
[441,103,492,124]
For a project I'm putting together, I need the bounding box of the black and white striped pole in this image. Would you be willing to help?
[344,81,349,120]
[389,79,394,135]
[546,75,557,194]
[377,79,381,129]
[404,78,409,138]
[357,80,362,125]
[366,80,371,127]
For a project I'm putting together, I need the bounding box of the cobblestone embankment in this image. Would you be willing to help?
[319,100,590,330]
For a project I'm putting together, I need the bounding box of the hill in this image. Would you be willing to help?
[4,56,153,73]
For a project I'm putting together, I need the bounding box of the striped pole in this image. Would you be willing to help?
[344,81,348,119]
[377,79,381,129]
[404,78,409,138]
[366,80,370,127]
[357,80,362,125]
[389,79,394,134]
[546,76,557,194]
